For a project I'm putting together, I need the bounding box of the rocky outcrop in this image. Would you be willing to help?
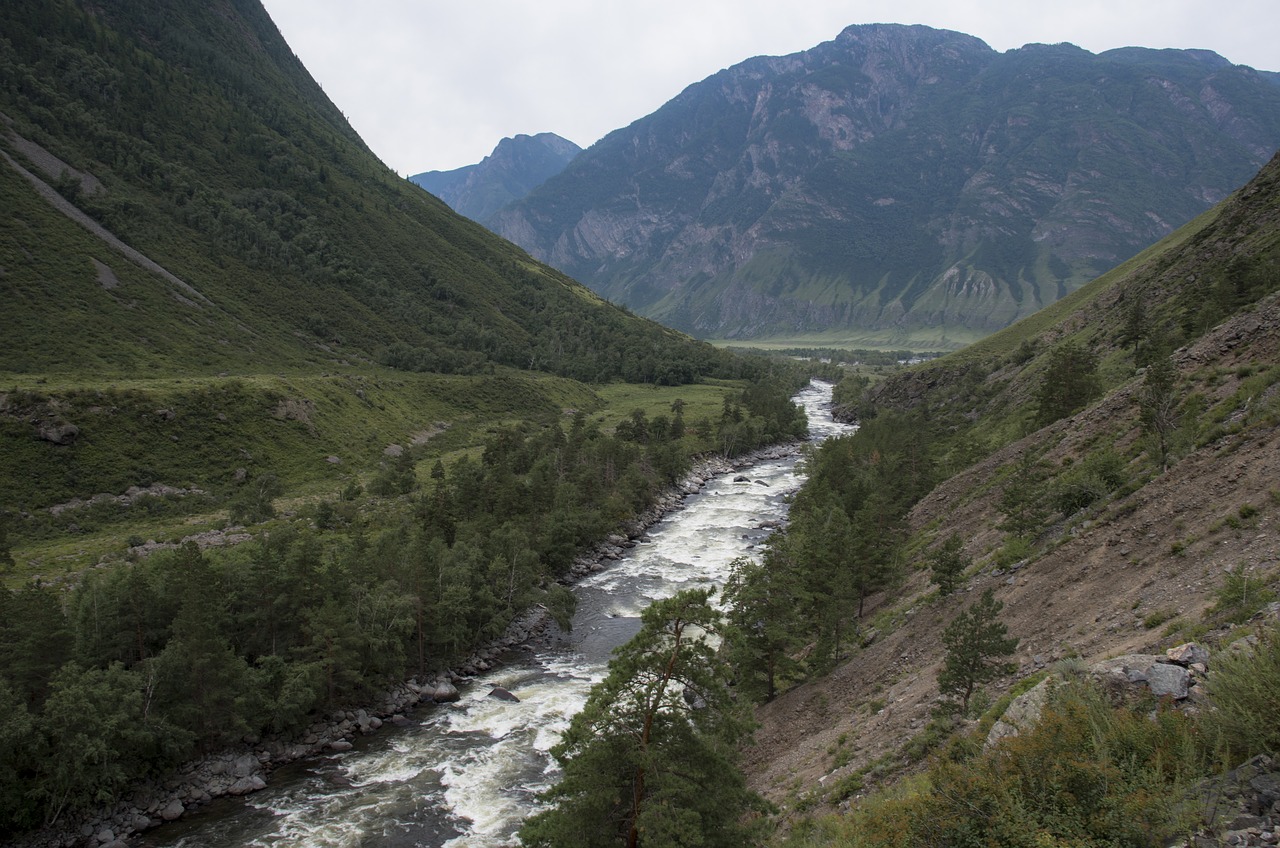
[1176,755,1280,848]
[987,642,1213,749]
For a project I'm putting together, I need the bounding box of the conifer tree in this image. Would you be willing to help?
[929,533,970,597]
[724,553,808,701]
[1034,342,1102,427]
[938,588,1018,713]
[1139,352,1181,472]
[520,589,765,848]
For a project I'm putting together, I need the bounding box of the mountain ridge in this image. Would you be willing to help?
[487,24,1280,345]
[0,0,718,384]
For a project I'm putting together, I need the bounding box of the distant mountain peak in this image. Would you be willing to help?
[486,25,1280,343]
[409,132,581,221]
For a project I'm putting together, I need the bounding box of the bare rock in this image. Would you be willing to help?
[1147,662,1191,699]
[37,421,79,445]
[1166,642,1210,667]
[227,775,267,796]
[986,677,1054,748]
[487,686,520,702]
[231,753,258,778]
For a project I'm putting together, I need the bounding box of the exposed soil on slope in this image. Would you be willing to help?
[743,297,1280,816]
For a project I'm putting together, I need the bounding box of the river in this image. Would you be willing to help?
[138,380,853,848]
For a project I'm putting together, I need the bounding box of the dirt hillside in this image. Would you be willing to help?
[743,293,1280,815]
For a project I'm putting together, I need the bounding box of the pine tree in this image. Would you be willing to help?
[938,588,1018,713]
[1034,342,1102,427]
[929,533,970,597]
[520,590,766,848]
[1139,352,1181,472]
[0,517,15,572]
[723,553,808,701]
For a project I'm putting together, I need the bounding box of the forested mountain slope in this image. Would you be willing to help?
[0,0,711,383]
[0,0,760,520]
[488,24,1280,346]
[736,150,1280,840]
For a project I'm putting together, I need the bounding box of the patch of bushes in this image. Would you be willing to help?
[1202,623,1280,761]
[1050,446,1129,516]
[1206,566,1277,625]
[797,682,1203,847]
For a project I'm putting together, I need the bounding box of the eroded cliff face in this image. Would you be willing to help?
[488,25,1280,341]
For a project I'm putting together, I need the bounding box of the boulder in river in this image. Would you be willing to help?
[488,686,520,702]
[228,775,267,796]
[431,679,460,702]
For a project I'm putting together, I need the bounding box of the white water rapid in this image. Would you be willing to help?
[139,380,853,848]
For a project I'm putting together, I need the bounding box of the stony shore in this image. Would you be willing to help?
[12,442,803,848]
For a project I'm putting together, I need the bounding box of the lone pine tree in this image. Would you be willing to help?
[938,588,1019,713]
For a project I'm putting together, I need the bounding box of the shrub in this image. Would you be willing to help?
[1050,447,1128,516]
[1208,566,1277,625]
[1202,623,1280,762]
[835,683,1201,847]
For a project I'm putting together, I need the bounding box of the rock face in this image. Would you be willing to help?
[36,420,78,445]
[986,676,1054,748]
[988,642,1214,749]
[410,133,582,222]
[488,24,1280,342]
[1089,652,1201,703]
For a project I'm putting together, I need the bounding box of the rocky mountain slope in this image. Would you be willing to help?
[410,132,580,221]
[488,24,1280,345]
[743,152,1280,830]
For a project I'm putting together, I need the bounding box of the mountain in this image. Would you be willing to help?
[410,132,581,221]
[742,150,1280,835]
[0,2,727,384]
[487,24,1280,347]
[0,0,739,517]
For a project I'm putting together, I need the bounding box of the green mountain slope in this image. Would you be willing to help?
[487,24,1280,346]
[0,0,713,383]
[0,0,786,546]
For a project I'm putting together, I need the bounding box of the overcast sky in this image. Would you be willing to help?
[258,1,1279,177]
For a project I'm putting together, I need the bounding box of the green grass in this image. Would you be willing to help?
[0,366,609,583]
[707,326,984,354]
[590,382,739,431]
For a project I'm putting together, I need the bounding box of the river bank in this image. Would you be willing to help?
[9,441,806,848]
